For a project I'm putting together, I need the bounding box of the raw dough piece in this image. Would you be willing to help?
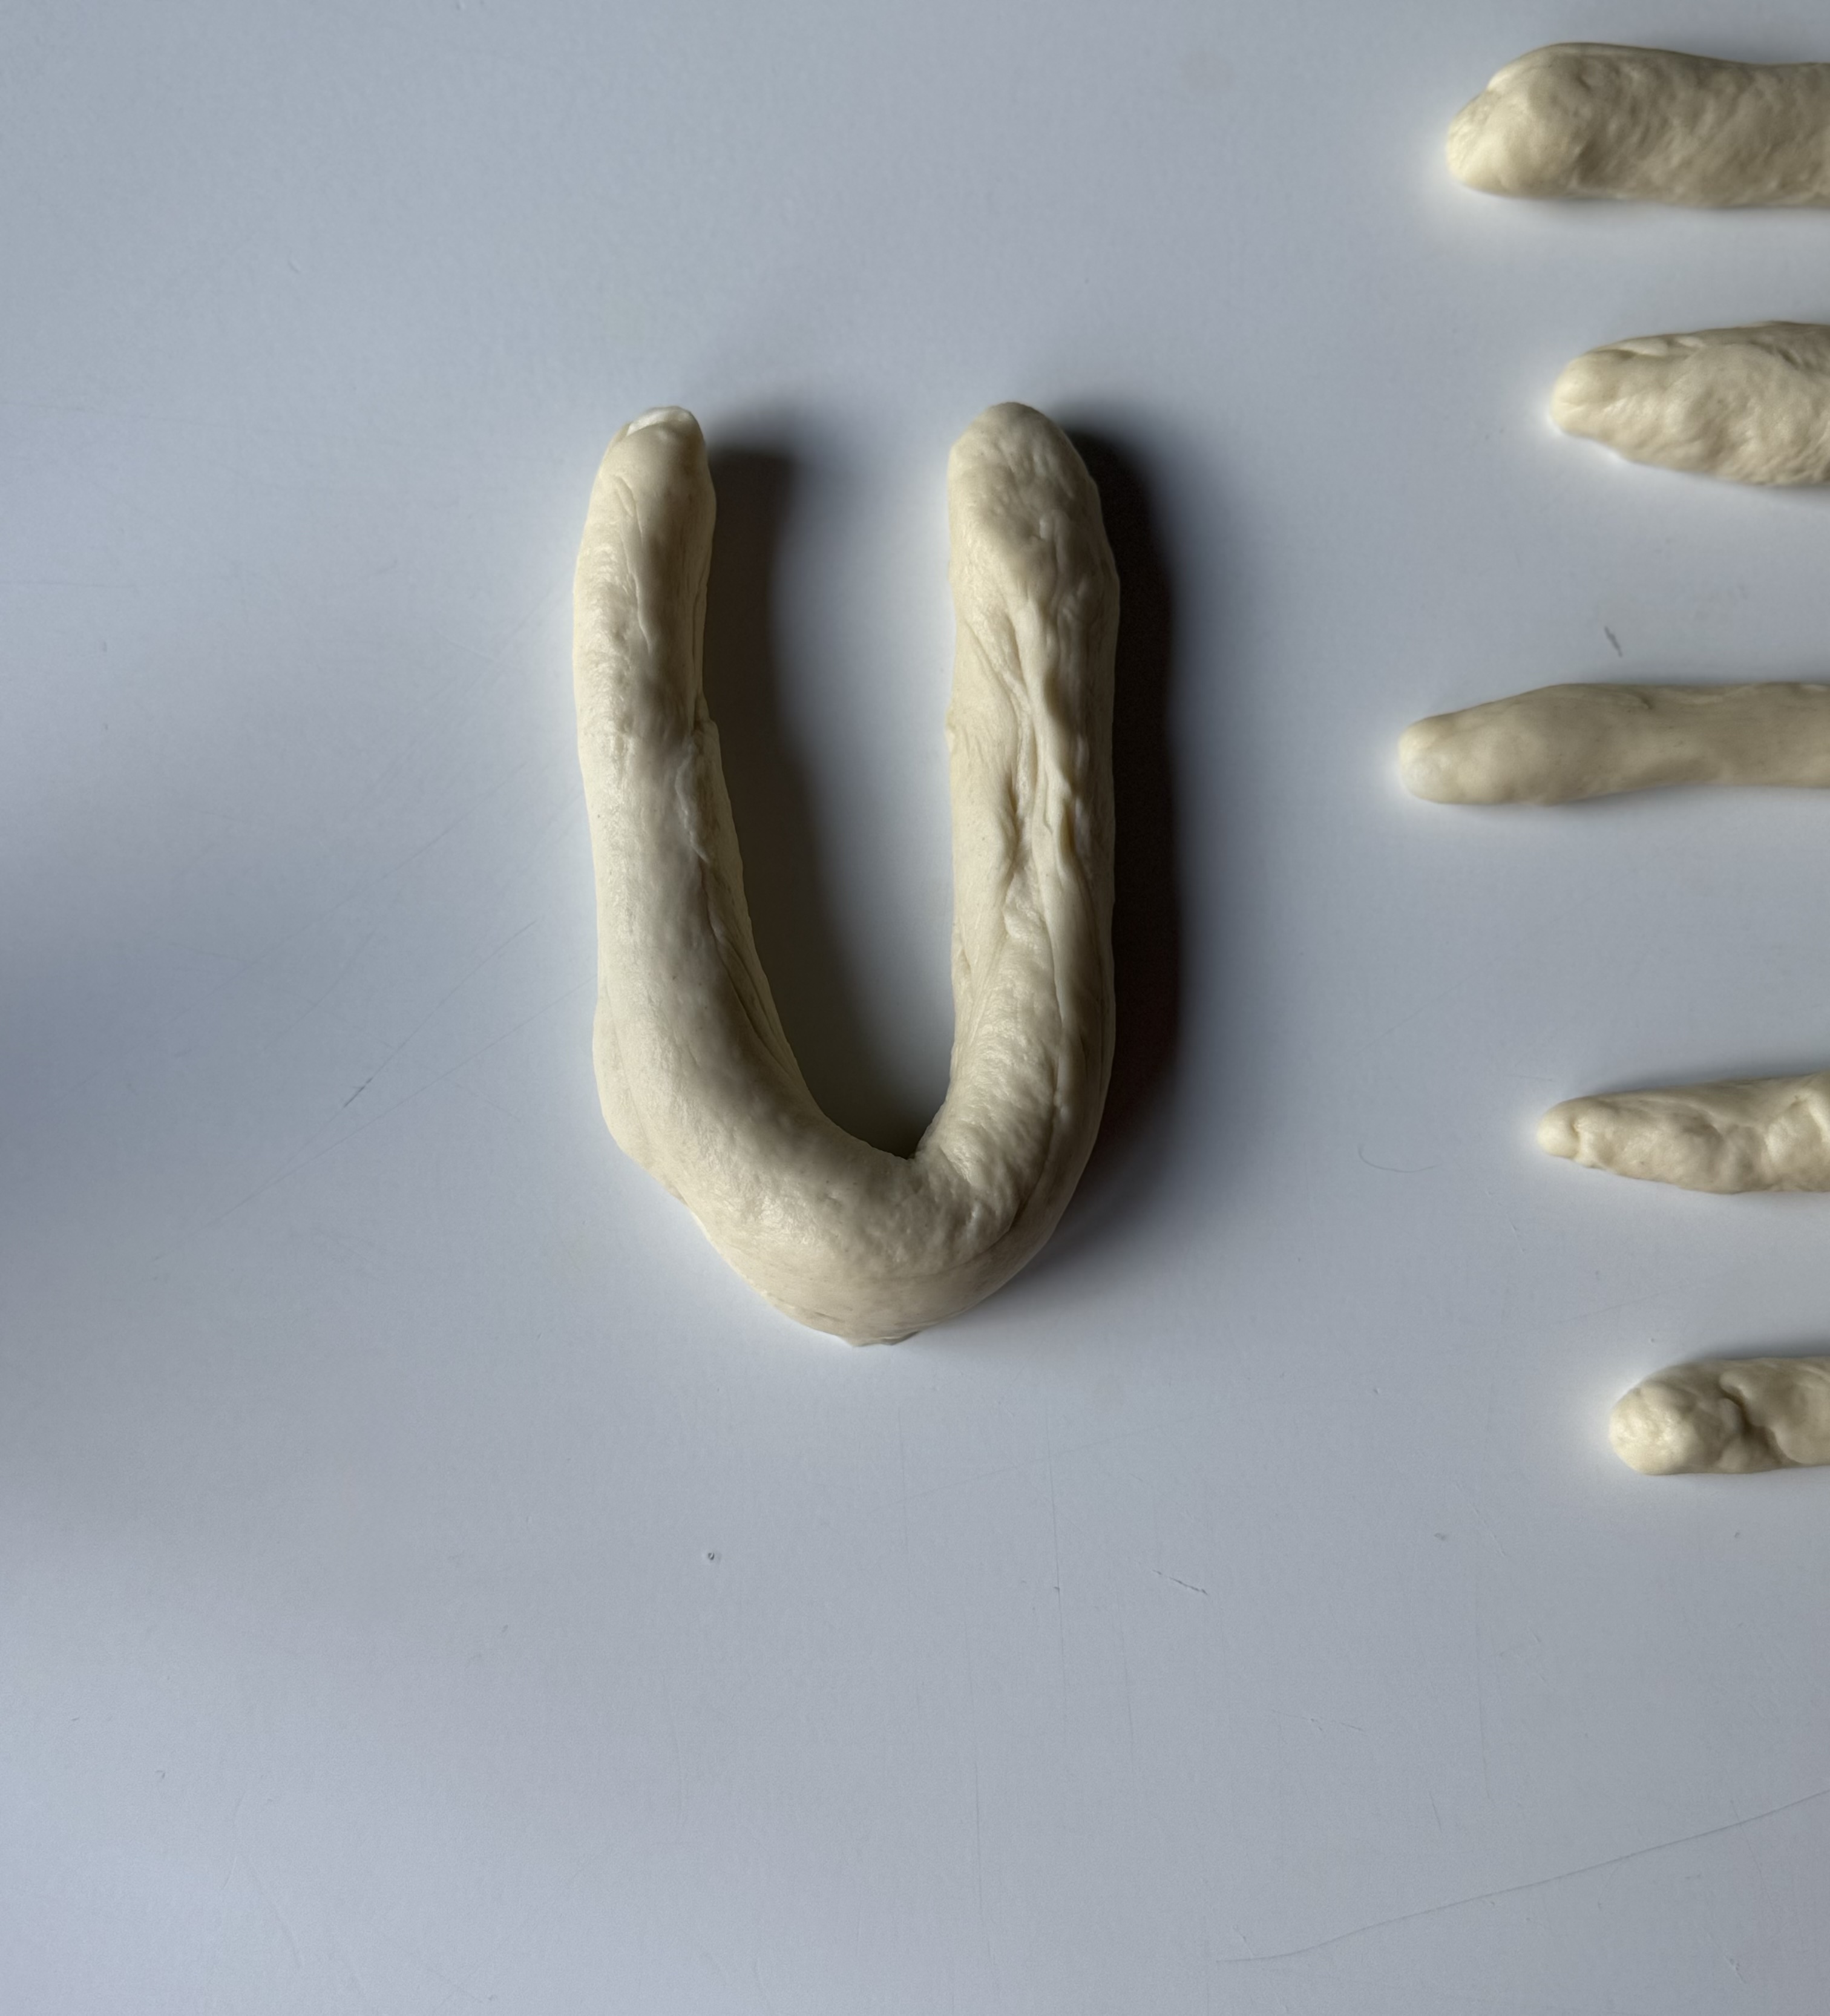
[573,404,1119,1344]
[1540,1071,1830,1192]
[1400,682,1830,804]
[1610,1357,1830,1472]
[1552,323,1830,485]
[1448,44,1830,206]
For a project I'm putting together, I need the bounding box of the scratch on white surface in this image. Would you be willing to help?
[231,1796,305,1976]
[1118,1612,1137,1776]
[1045,1416,1068,1711]
[1221,1784,1830,1966]
[152,972,588,1260]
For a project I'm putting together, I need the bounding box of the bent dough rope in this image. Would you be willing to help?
[1552,323,1830,486]
[1399,681,1830,1193]
[1448,44,1830,206]
[1610,1358,1830,1473]
[574,404,1119,1344]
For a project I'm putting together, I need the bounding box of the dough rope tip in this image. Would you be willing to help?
[1446,43,1830,209]
[1610,1359,1830,1473]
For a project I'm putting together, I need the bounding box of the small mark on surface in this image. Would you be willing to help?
[704,1551,720,1564]
[1357,1146,1440,1175]
[1604,625,1623,657]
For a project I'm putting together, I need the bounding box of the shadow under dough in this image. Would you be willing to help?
[1068,430,1185,1181]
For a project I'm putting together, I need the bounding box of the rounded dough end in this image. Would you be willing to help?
[1609,1376,1746,1474]
[1536,1102,1582,1161]
[1446,53,1592,196]
[1399,701,1571,806]
[1548,348,1624,442]
[1396,715,1463,801]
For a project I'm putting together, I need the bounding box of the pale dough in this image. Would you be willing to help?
[1448,44,1830,206]
[1540,1070,1830,1192]
[1610,1358,1830,1473]
[1400,682,1830,804]
[573,404,1119,1345]
[1552,323,1830,485]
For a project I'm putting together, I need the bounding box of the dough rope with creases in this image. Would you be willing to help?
[574,403,1119,1344]
[1448,43,1830,206]
[1552,323,1830,486]
[1400,682,1830,805]
[1610,1358,1830,1472]
[1541,1070,1830,1194]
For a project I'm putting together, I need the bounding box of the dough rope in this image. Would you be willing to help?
[1541,1070,1830,1194]
[573,403,1120,1344]
[1400,682,1830,804]
[1610,1358,1830,1473]
[1552,323,1830,486]
[1448,43,1830,206]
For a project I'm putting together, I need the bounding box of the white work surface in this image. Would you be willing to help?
[6,4,1830,2011]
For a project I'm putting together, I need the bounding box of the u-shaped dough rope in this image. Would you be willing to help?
[1448,44,1830,206]
[1610,1358,1830,1473]
[574,403,1119,1344]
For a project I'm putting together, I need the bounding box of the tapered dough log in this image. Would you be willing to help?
[574,403,1119,1344]
[1610,1358,1830,1472]
[1540,1070,1830,1193]
[1400,683,1830,805]
[1448,44,1830,206]
[1552,323,1830,485]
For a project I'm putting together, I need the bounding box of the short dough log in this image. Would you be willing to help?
[1400,683,1830,805]
[1552,323,1830,486]
[1540,1070,1830,1193]
[574,403,1119,1344]
[1610,1358,1830,1473]
[1448,44,1830,206]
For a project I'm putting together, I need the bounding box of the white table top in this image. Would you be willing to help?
[5,3,1830,2009]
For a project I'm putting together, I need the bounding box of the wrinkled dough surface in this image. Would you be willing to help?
[1552,323,1830,485]
[1610,1358,1830,1473]
[1448,43,1830,206]
[574,404,1118,1344]
[1540,1069,1830,1193]
[1400,682,1830,804]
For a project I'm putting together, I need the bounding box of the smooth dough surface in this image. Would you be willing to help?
[1610,1358,1830,1473]
[574,403,1119,1344]
[1552,323,1830,485]
[1448,43,1830,206]
[1540,1069,1830,1193]
[1400,682,1830,804]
